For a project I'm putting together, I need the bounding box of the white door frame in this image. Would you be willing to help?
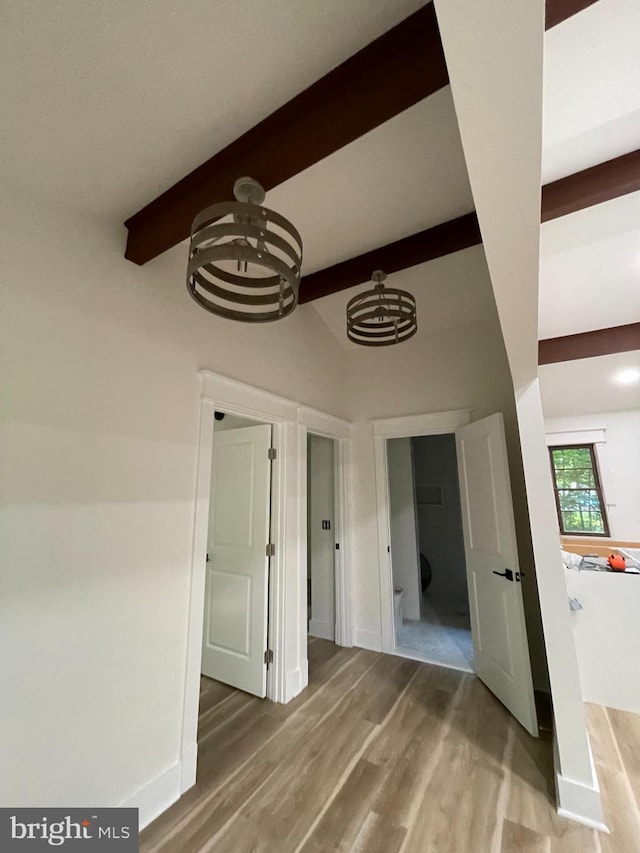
[372,409,471,655]
[180,371,352,794]
[301,407,353,653]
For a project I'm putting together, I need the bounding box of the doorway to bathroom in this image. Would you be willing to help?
[387,433,473,672]
[374,408,537,734]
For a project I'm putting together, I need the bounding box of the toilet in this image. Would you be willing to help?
[393,587,405,630]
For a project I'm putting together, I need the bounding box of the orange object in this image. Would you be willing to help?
[608,553,626,571]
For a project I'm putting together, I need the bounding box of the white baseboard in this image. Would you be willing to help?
[554,739,608,832]
[180,742,198,794]
[308,619,334,641]
[120,760,182,831]
[285,666,305,702]
[354,628,382,652]
[557,807,608,832]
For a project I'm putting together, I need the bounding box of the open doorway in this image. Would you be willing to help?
[307,433,337,643]
[376,410,537,735]
[387,434,473,672]
[200,410,274,700]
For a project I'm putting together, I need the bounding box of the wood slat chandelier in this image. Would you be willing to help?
[187,177,303,322]
[346,270,417,346]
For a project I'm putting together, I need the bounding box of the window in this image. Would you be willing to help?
[549,444,609,536]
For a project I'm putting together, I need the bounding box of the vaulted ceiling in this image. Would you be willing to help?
[2,0,637,359]
[539,0,640,343]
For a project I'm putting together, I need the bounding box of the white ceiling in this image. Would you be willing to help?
[539,0,640,341]
[0,0,480,341]
[539,192,640,338]
[542,0,640,183]
[0,0,427,219]
[0,0,482,349]
[539,350,640,418]
[5,0,635,352]
[312,244,498,349]
[268,88,474,275]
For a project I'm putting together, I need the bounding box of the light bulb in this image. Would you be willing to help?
[615,369,640,385]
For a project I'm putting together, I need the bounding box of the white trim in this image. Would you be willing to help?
[299,405,352,439]
[120,761,181,831]
[374,433,395,654]
[336,437,353,647]
[200,370,298,422]
[372,408,472,655]
[181,370,353,802]
[554,738,608,832]
[285,666,305,701]
[354,628,383,651]
[267,420,291,704]
[181,372,296,796]
[545,428,606,447]
[299,409,354,650]
[372,409,471,438]
[180,742,198,795]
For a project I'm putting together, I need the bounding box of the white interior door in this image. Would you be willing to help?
[307,435,335,641]
[456,413,538,736]
[202,423,272,697]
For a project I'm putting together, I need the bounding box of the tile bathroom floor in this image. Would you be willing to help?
[396,596,474,671]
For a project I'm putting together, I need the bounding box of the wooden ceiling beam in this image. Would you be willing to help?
[538,323,640,365]
[124,4,447,265]
[541,148,640,222]
[124,0,594,265]
[298,214,481,304]
[545,0,600,29]
[301,147,640,304]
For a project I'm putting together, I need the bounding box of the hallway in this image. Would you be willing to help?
[140,640,639,852]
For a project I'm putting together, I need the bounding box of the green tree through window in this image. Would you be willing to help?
[549,445,609,536]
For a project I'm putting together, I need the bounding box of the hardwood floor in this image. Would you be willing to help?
[141,640,640,852]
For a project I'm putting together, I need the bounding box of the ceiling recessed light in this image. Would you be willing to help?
[616,369,640,385]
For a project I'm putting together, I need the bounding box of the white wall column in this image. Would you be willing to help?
[517,380,604,827]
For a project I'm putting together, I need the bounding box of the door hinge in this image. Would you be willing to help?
[266,543,275,557]
[264,649,273,665]
[268,447,276,460]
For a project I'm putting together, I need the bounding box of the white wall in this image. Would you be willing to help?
[0,193,348,817]
[412,434,467,607]
[307,434,335,640]
[434,1,603,826]
[387,438,421,621]
[565,570,640,713]
[544,411,640,542]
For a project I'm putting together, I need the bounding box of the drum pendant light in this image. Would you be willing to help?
[346,270,417,346]
[187,177,303,322]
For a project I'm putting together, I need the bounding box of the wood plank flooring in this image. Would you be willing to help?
[141,639,640,852]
